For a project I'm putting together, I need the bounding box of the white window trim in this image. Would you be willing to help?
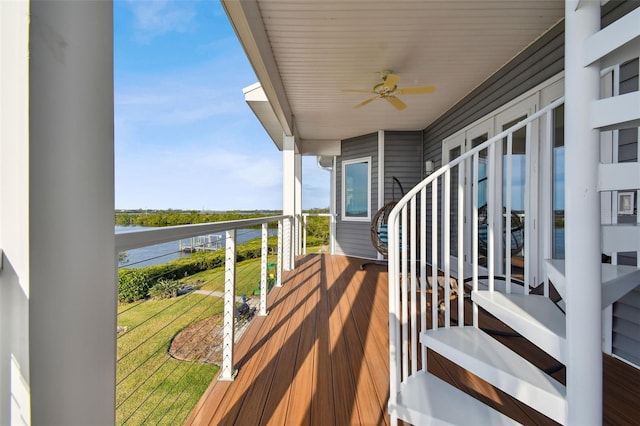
[341,156,372,222]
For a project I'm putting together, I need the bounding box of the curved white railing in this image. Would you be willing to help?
[387,97,565,404]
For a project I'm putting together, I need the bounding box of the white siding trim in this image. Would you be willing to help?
[378,131,385,260]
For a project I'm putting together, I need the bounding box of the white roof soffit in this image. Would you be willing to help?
[243,82,285,150]
[223,0,564,143]
[243,83,342,155]
[222,0,294,137]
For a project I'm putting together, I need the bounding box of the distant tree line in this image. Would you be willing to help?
[115,209,281,227]
[115,208,330,245]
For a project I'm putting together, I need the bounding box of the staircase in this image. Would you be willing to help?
[386,5,640,425]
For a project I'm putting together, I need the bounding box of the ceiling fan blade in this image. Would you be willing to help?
[386,96,407,111]
[397,85,436,95]
[342,89,375,94]
[354,96,378,109]
[383,73,401,91]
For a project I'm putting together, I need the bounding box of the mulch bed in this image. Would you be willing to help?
[168,314,224,365]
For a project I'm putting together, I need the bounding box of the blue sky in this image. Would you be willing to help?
[114,0,330,211]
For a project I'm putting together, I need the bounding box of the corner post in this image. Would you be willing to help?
[283,134,297,270]
[28,1,116,423]
[564,1,602,423]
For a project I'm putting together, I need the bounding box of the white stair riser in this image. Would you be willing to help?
[545,259,640,308]
[472,291,566,364]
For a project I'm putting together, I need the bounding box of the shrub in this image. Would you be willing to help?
[149,278,182,299]
[117,236,278,303]
[118,269,150,303]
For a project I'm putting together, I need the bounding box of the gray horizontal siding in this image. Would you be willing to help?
[613,54,640,366]
[613,286,640,367]
[335,133,378,259]
[384,131,422,203]
[421,13,565,269]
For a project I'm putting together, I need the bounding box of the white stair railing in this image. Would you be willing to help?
[387,97,564,411]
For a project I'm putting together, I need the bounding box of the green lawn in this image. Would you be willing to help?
[115,248,325,425]
[116,256,275,425]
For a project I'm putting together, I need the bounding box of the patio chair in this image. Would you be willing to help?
[361,177,405,270]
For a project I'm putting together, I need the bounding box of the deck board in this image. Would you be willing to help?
[185,254,640,426]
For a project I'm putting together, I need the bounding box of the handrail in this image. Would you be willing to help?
[386,96,565,408]
[115,215,289,251]
[389,96,565,215]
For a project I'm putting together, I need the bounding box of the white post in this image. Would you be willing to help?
[1,2,31,424]
[302,214,307,255]
[564,1,602,424]
[277,219,283,287]
[378,130,385,261]
[27,2,116,424]
[295,152,302,256]
[219,229,237,381]
[283,135,296,270]
[330,156,337,255]
[259,223,268,316]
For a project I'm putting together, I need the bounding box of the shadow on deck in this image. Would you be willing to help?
[185,254,640,425]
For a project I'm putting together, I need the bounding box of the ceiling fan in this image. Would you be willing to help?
[343,71,435,111]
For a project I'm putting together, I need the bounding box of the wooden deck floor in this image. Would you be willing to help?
[185,254,640,426]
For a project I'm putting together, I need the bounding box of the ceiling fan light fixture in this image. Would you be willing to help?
[344,71,434,111]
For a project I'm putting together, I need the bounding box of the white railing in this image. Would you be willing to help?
[301,212,333,255]
[387,97,564,402]
[115,215,290,423]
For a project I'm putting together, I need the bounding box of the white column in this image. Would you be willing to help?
[1,2,31,424]
[283,134,296,270]
[330,156,337,255]
[564,1,602,424]
[28,1,116,424]
[295,151,302,256]
[378,130,385,260]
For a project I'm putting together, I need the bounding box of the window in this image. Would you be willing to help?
[342,157,371,221]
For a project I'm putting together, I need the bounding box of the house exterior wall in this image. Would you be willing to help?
[334,131,422,259]
[0,2,31,424]
[384,131,423,204]
[613,57,640,366]
[421,1,640,368]
[335,133,378,259]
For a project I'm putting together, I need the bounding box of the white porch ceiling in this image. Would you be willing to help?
[223,0,565,149]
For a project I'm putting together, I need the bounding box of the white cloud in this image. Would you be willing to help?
[126,0,197,42]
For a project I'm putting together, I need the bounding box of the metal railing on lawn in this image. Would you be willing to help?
[114,215,290,425]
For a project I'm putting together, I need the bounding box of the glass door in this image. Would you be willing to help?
[495,95,538,286]
[442,135,464,268]
[442,119,493,277]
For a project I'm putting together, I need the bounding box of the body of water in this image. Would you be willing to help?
[116,225,277,268]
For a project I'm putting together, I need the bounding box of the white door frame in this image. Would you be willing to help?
[442,94,543,284]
